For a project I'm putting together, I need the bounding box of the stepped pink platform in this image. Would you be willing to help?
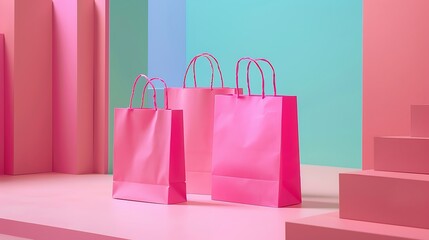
[374,136,429,174]
[411,105,429,137]
[286,212,429,240]
[0,234,29,240]
[0,165,345,240]
[339,170,429,229]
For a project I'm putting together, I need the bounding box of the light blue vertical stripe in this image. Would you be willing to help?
[148,0,186,87]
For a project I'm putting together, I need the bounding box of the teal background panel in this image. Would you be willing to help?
[109,0,149,173]
[143,89,165,109]
[186,0,363,168]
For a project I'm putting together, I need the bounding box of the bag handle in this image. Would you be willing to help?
[183,54,214,88]
[141,77,169,110]
[183,53,225,89]
[246,58,277,96]
[236,57,266,98]
[129,74,151,108]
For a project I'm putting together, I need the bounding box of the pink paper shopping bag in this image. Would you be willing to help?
[212,57,302,207]
[113,75,186,204]
[167,53,239,194]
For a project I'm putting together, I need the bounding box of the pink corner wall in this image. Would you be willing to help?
[363,0,429,169]
[76,0,95,173]
[52,0,94,174]
[0,0,53,175]
[0,34,4,175]
[94,0,109,174]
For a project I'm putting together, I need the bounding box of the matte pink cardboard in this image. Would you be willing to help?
[211,57,301,207]
[340,170,429,229]
[0,34,4,175]
[0,0,53,175]
[93,0,109,174]
[374,136,429,174]
[411,105,429,137]
[167,53,237,194]
[52,0,94,174]
[363,0,429,169]
[113,77,186,204]
[286,212,429,240]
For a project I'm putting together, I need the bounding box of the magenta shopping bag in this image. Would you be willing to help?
[167,53,239,194]
[113,75,186,204]
[212,57,301,207]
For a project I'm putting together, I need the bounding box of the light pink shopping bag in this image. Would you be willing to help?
[167,53,239,194]
[113,75,186,204]
[212,57,302,207]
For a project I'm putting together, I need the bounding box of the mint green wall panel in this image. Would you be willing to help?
[109,0,148,173]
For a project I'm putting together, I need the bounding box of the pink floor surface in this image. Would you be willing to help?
[0,165,347,240]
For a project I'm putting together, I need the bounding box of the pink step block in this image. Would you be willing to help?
[0,218,124,240]
[411,105,429,137]
[340,170,429,229]
[0,34,4,175]
[374,136,429,174]
[0,0,53,175]
[93,0,109,174]
[286,212,429,240]
[52,0,94,174]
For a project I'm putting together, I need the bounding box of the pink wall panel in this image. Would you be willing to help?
[363,0,429,169]
[93,0,109,174]
[0,0,52,175]
[53,0,94,174]
[0,34,4,175]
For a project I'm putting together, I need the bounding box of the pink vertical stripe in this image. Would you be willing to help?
[94,0,109,174]
[0,0,53,174]
[53,0,94,174]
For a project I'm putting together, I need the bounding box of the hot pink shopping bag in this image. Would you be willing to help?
[167,53,239,194]
[113,75,186,204]
[212,57,302,207]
